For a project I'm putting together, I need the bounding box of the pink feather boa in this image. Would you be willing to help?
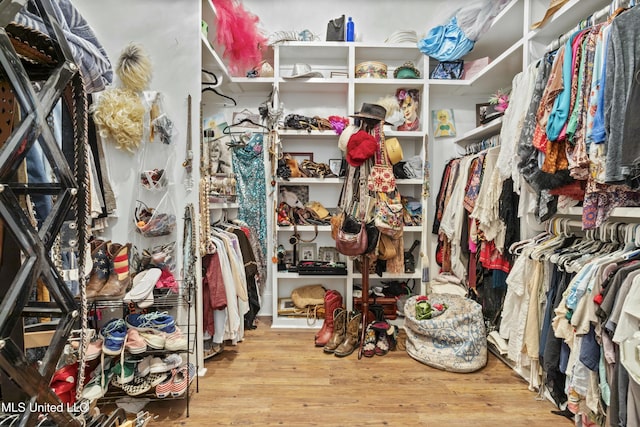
[212,0,267,76]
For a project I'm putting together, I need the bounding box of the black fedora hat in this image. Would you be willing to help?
[350,103,392,125]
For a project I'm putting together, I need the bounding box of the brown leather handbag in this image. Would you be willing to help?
[335,219,367,256]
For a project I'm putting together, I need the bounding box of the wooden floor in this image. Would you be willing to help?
[144,317,570,427]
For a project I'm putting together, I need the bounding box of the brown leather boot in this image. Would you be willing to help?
[86,239,110,299]
[323,308,346,353]
[315,290,343,347]
[334,311,362,357]
[96,243,131,300]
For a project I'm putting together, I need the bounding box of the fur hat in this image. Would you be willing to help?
[346,130,377,167]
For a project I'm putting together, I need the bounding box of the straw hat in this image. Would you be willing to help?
[385,137,403,165]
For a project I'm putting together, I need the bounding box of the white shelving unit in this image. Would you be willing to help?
[270,41,429,328]
[453,117,504,146]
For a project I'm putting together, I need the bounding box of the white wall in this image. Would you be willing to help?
[72,0,203,365]
[72,0,201,256]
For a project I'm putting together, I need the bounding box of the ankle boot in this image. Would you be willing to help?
[323,308,346,353]
[96,243,131,300]
[86,239,110,299]
[315,290,343,346]
[334,311,362,357]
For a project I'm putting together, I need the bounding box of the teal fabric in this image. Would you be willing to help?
[546,31,581,141]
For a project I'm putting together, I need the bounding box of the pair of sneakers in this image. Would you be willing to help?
[155,362,196,398]
[125,311,176,334]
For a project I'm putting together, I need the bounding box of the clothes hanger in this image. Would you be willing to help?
[202,86,237,107]
[224,117,269,133]
[201,68,237,106]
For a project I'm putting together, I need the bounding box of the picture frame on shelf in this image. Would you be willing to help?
[283,250,294,268]
[318,246,340,263]
[277,298,298,315]
[299,243,316,261]
[329,159,343,176]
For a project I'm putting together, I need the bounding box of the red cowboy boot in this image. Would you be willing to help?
[315,290,343,347]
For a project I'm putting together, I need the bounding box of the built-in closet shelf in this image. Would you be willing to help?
[276,272,347,279]
[465,0,524,61]
[396,179,423,185]
[429,40,524,96]
[454,117,503,146]
[228,77,274,94]
[277,178,342,185]
[200,34,231,84]
[278,225,332,232]
[279,79,348,94]
[385,130,425,139]
[353,271,422,280]
[278,129,341,138]
[527,0,611,47]
[209,202,239,209]
[355,79,425,88]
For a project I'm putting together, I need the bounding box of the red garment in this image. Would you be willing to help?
[479,240,511,274]
[202,252,228,337]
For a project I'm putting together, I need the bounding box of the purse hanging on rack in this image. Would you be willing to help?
[367,127,396,193]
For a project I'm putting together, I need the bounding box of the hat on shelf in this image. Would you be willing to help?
[350,103,392,125]
[385,137,403,165]
[394,61,421,79]
[283,63,323,79]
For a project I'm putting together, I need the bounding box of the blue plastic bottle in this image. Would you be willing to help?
[346,17,355,42]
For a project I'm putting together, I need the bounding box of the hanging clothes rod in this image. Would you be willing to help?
[545,0,637,52]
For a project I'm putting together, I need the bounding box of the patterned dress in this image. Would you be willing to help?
[232,133,267,260]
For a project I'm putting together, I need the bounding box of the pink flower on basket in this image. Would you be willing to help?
[432,303,444,311]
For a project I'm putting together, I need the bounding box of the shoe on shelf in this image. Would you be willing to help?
[136,355,154,377]
[138,329,166,350]
[86,240,111,299]
[125,311,176,334]
[81,361,113,401]
[124,329,148,354]
[85,339,103,361]
[164,327,188,351]
[96,243,131,300]
[111,361,136,385]
[155,370,175,398]
[100,318,128,356]
[149,354,182,374]
[170,365,189,397]
[124,268,161,308]
[147,372,169,388]
[121,375,151,397]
